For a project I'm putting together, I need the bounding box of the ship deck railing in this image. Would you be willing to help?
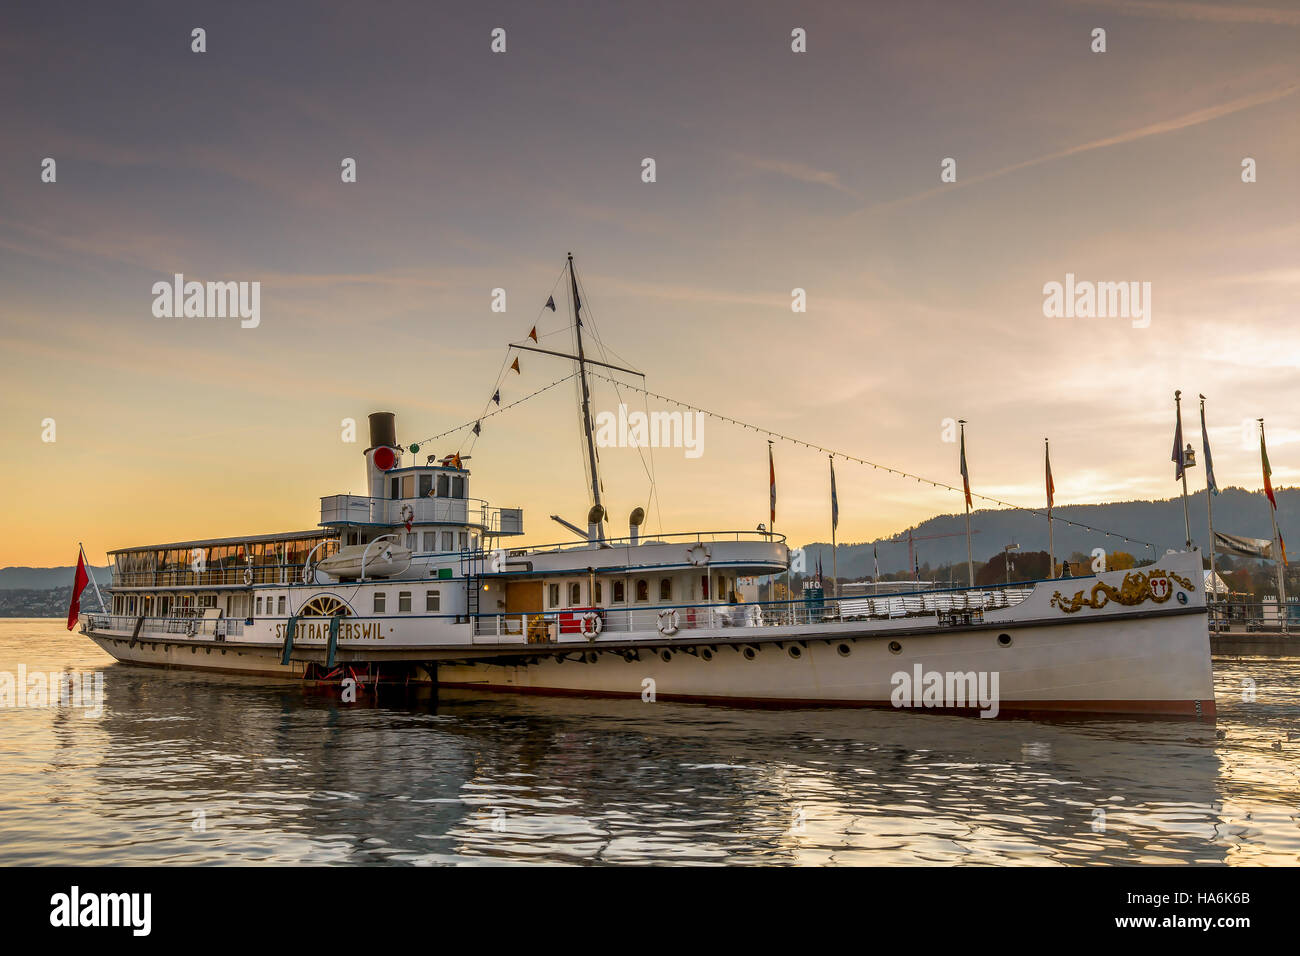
[469,582,1038,640]
[510,530,786,557]
[83,614,246,638]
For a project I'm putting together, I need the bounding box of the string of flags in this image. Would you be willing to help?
[586,369,1170,552]
[409,277,573,451]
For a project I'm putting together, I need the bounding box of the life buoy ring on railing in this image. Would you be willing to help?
[399,504,415,532]
[686,544,711,567]
[186,618,198,637]
[580,611,602,641]
[657,609,680,636]
[243,567,254,586]
[748,605,764,627]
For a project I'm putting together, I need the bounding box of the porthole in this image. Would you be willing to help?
[888,641,902,655]
[788,645,802,660]
[660,650,673,663]
[837,643,852,657]
[743,646,758,661]
[700,648,713,662]
[997,633,1012,647]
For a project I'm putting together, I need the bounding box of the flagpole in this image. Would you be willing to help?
[1175,390,1192,549]
[1046,438,1054,579]
[959,420,974,588]
[829,455,839,613]
[1260,419,1287,634]
[1200,396,1217,615]
[79,542,107,613]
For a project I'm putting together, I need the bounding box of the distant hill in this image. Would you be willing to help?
[0,566,110,591]
[801,486,1297,578]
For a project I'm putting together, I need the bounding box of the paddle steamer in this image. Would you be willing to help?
[80,257,1215,717]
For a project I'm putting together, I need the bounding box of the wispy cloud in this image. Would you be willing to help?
[854,81,1300,216]
[1065,0,1300,27]
[733,154,861,199]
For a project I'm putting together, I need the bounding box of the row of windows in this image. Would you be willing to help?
[392,473,465,500]
[546,575,735,609]
[248,590,445,616]
[373,590,441,613]
[406,531,472,553]
[114,536,337,574]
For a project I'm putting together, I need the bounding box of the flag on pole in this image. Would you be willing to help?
[544,296,556,312]
[66,549,89,631]
[1201,402,1218,495]
[768,443,776,526]
[959,429,972,508]
[1172,404,1186,480]
[1280,532,1289,566]
[1262,428,1277,509]
[829,458,839,533]
[510,357,520,374]
[1045,443,1055,509]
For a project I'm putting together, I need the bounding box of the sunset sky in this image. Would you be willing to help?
[2,0,1297,567]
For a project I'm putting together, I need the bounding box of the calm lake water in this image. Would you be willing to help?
[1,619,1297,865]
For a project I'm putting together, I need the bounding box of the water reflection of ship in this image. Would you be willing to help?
[426,690,1227,865]
[86,670,1227,864]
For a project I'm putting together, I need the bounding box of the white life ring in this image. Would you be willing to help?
[243,567,254,586]
[186,618,198,637]
[748,605,764,627]
[657,608,680,636]
[580,611,602,640]
[399,504,415,529]
[687,543,711,567]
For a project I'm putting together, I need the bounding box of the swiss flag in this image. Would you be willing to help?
[66,550,89,630]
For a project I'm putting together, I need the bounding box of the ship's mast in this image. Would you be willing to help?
[569,253,605,540]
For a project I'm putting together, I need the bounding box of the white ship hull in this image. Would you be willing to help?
[437,607,1214,717]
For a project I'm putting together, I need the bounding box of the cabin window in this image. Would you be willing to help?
[406,533,417,551]
[437,474,449,497]
[612,581,625,603]
[701,575,710,600]
[441,532,455,552]
[374,592,386,613]
[390,476,400,499]
[423,532,436,552]
[399,591,412,612]
[458,532,468,550]
[401,475,415,498]
[568,582,582,606]
[548,583,560,608]
[635,579,649,602]
[426,590,441,612]
[199,594,217,609]
[659,578,672,601]
[419,473,433,497]
[594,582,603,604]
[256,596,263,614]
[452,476,465,498]
[277,596,286,614]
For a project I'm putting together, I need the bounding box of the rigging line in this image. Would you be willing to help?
[572,268,661,521]
[410,372,579,448]
[586,370,1171,552]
